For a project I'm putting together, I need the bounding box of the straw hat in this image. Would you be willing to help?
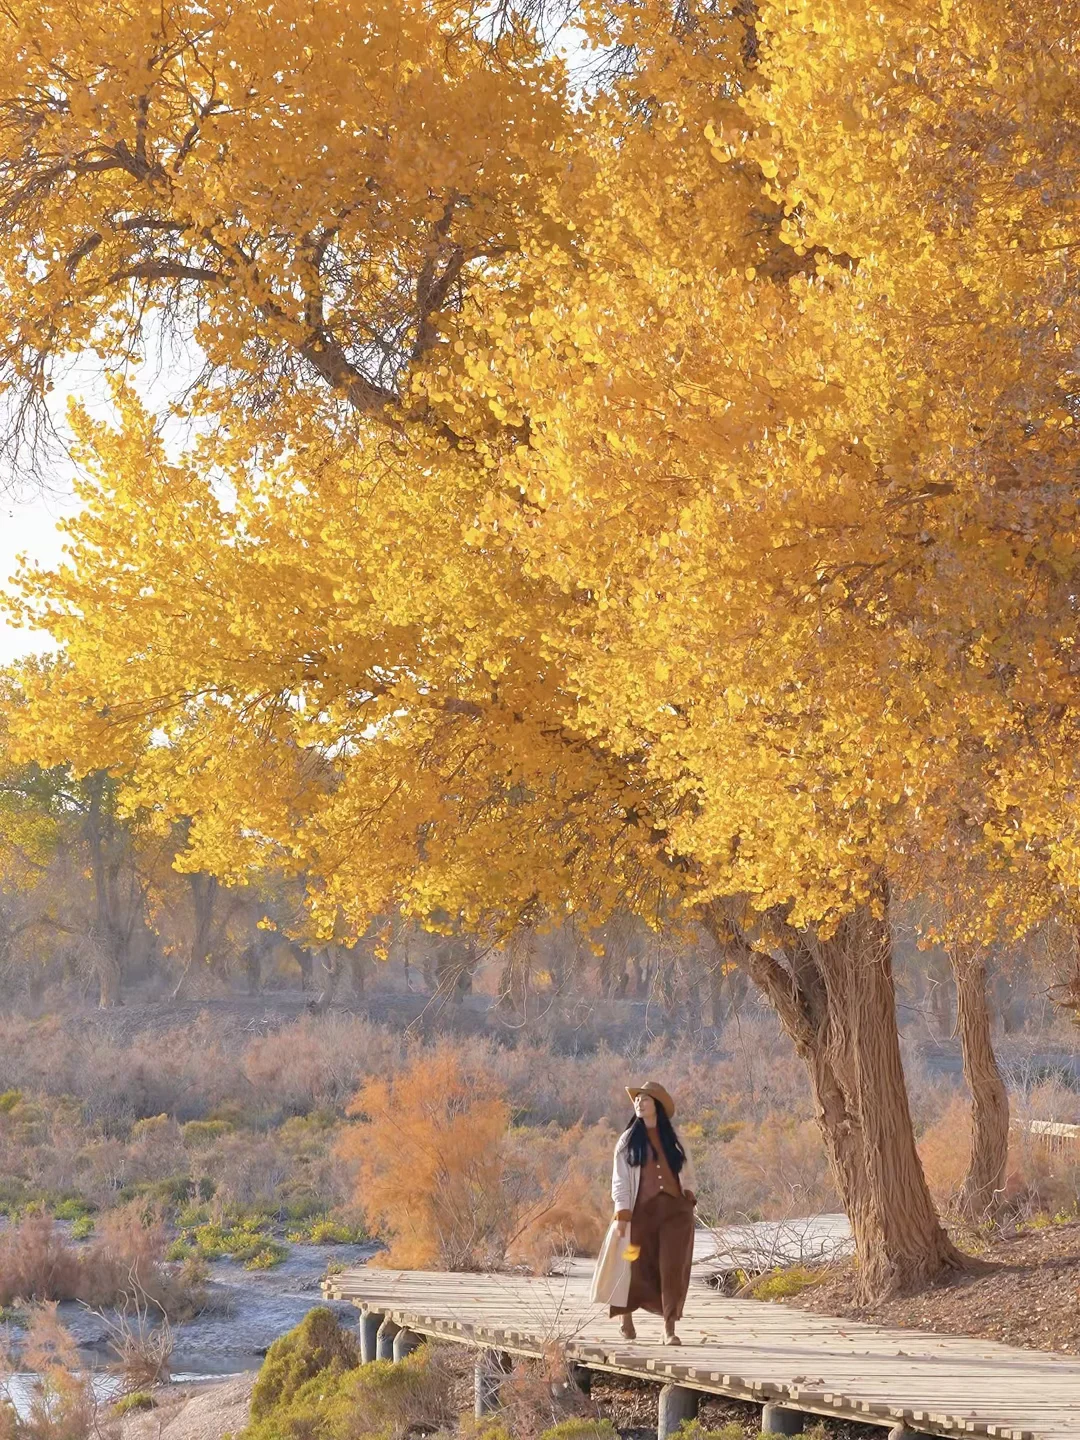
[626,1080,675,1119]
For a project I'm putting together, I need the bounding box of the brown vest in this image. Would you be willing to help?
[635,1127,683,1205]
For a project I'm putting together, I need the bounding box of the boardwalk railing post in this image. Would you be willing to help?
[359,1307,383,1364]
[761,1403,805,1436]
[658,1384,699,1440]
[393,1329,423,1362]
[474,1349,512,1417]
[376,1317,400,1361]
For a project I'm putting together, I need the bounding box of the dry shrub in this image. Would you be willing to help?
[495,1347,595,1440]
[339,1046,609,1271]
[697,1112,837,1222]
[0,1217,79,1307]
[97,1299,174,1389]
[80,1202,168,1307]
[0,1206,196,1315]
[917,1094,972,1212]
[0,1305,96,1440]
[918,1087,1080,1220]
[1001,1125,1080,1218]
[242,1015,402,1116]
[505,1125,611,1273]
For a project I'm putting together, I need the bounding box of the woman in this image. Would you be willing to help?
[608,1080,697,1345]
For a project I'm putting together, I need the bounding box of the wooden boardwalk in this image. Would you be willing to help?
[324,1266,1080,1440]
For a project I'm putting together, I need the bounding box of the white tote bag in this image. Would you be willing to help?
[589,1219,632,1308]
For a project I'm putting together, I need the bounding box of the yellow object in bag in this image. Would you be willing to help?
[623,1244,641,1261]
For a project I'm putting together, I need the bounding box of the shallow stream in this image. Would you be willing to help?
[55,1241,377,1379]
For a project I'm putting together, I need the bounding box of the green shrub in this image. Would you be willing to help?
[283,1192,325,1222]
[538,1423,618,1440]
[187,1217,286,1267]
[0,1090,23,1114]
[53,1198,94,1221]
[181,1119,233,1149]
[176,1203,210,1228]
[244,1347,450,1440]
[286,1216,367,1245]
[166,1239,194,1262]
[113,1392,157,1416]
[244,1243,288,1270]
[468,1423,512,1440]
[249,1308,360,1420]
[673,1424,744,1440]
[70,1216,95,1241]
[747,1265,823,1301]
[132,1175,197,1208]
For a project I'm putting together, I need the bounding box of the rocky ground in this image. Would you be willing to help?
[118,1377,257,1440]
[785,1218,1080,1354]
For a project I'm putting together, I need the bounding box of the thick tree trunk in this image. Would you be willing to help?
[707,890,965,1301]
[348,943,367,995]
[172,872,221,999]
[97,951,122,1009]
[85,773,127,1006]
[952,945,1009,1221]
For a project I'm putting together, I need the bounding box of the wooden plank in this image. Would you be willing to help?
[322,1267,1080,1440]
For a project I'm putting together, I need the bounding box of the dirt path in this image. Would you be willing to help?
[786,1218,1080,1355]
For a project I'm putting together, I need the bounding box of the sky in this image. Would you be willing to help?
[0,330,203,667]
[0,478,81,665]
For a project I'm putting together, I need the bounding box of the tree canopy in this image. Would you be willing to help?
[5,0,1080,1294]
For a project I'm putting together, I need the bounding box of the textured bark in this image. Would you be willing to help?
[952,946,1009,1220]
[707,887,965,1301]
[96,951,122,1009]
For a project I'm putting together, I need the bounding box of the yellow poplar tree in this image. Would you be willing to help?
[5,0,1080,1297]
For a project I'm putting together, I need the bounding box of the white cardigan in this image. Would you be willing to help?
[611,1127,698,1216]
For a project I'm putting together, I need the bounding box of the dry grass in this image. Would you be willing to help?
[0,1207,202,1315]
[0,1306,97,1440]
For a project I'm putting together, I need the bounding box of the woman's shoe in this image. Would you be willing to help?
[663,1330,681,1345]
[619,1315,637,1340]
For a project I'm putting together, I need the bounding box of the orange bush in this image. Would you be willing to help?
[916,1095,971,1212]
[338,1046,610,1271]
[338,1044,512,1269]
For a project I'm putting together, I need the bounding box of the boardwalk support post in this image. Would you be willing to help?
[359,1308,383,1364]
[474,1349,512,1417]
[568,1365,592,1396]
[376,1317,400,1361]
[658,1384,699,1440]
[761,1403,805,1436]
[393,1328,423,1361]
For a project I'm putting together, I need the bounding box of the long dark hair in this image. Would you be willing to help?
[623,1107,686,1174]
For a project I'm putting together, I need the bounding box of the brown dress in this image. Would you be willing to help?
[609,1128,696,1325]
